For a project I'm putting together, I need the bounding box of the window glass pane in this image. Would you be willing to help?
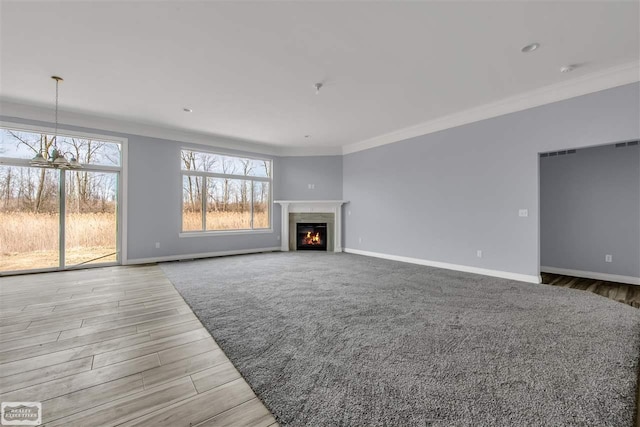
[246,158,271,178]
[181,150,218,172]
[206,178,251,230]
[1,130,48,159]
[1,128,121,166]
[182,175,203,231]
[65,171,118,266]
[253,181,270,229]
[56,136,121,167]
[180,150,271,178]
[0,165,60,271]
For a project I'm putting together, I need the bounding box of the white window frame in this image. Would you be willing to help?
[179,148,273,237]
[0,121,129,272]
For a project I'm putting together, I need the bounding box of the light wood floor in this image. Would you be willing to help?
[542,272,640,308]
[0,265,278,427]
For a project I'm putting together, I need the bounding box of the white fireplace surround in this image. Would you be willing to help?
[274,200,348,252]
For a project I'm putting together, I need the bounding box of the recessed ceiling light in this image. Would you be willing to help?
[304,135,310,138]
[560,65,576,73]
[521,43,540,53]
[183,107,193,113]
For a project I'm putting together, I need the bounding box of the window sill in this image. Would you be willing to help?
[179,229,274,238]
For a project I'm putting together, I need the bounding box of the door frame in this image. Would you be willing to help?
[0,121,128,275]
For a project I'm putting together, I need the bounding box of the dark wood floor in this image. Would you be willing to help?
[542,273,640,308]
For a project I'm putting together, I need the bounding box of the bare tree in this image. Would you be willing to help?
[239,159,254,211]
[8,131,57,213]
[221,157,237,210]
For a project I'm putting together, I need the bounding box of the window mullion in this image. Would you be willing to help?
[59,169,66,269]
[250,180,254,230]
[181,170,270,182]
[201,177,207,231]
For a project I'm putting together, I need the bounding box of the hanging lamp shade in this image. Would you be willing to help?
[53,153,69,167]
[68,156,81,168]
[30,152,48,166]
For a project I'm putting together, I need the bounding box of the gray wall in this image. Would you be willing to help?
[0,116,342,262]
[276,156,343,200]
[540,143,640,277]
[343,83,640,278]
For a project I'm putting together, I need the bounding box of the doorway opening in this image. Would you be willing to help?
[538,141,640,301]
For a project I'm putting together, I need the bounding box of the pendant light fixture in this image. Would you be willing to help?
[30,76,82,169]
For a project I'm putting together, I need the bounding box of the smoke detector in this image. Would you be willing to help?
[560,65,576,73]
[521,43,540,53]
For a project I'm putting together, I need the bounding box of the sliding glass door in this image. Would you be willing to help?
[0,126,123,274]
[64,170,118,267]
[0,165,61,271]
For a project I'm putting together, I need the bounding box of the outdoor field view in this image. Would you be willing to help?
[0,128,120,272]
[181,149,271,232]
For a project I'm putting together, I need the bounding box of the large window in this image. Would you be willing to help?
[0,126,123,273]
[181,149,271,233]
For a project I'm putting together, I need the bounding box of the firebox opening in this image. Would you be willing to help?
[296,223,327,251]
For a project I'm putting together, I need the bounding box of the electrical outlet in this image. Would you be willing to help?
[518,209,528,217]
[605,254,612,263]
[477,250,482,258]
[348,210,351,216]
[155,242,160,249]
[358,237,362,244]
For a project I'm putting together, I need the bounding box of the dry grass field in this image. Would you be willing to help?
[1,210,270,272]
[182,210,270,231]
[0,212,117,272]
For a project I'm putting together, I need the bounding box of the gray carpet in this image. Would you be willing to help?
[160,252,640,426]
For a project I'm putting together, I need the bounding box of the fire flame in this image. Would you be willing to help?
[303,231,322,245]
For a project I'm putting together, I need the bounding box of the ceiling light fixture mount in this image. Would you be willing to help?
[560,65,576,73]
[314,83,323,95]
[521,43,540,53]
[29,76,82,170]
[183,107,193,113]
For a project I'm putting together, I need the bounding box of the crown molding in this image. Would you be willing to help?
[280,145,343,157]
[0,100,292,156]
[342,61,640,155]
[0,100,344,157]
[3,61,638,158]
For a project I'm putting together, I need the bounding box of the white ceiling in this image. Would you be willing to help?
[1,1,638,154]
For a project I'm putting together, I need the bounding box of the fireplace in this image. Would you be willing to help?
[274,200,347,252]
[296,223,327,251]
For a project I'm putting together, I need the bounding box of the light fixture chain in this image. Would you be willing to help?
[54,77,59,148]
[30,75,80,169]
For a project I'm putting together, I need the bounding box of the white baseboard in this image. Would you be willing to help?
[126,246,281,265]
[344,248,541,284]
[541,266,640,286]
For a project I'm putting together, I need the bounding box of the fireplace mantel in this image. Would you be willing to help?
[274,200,348,252]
